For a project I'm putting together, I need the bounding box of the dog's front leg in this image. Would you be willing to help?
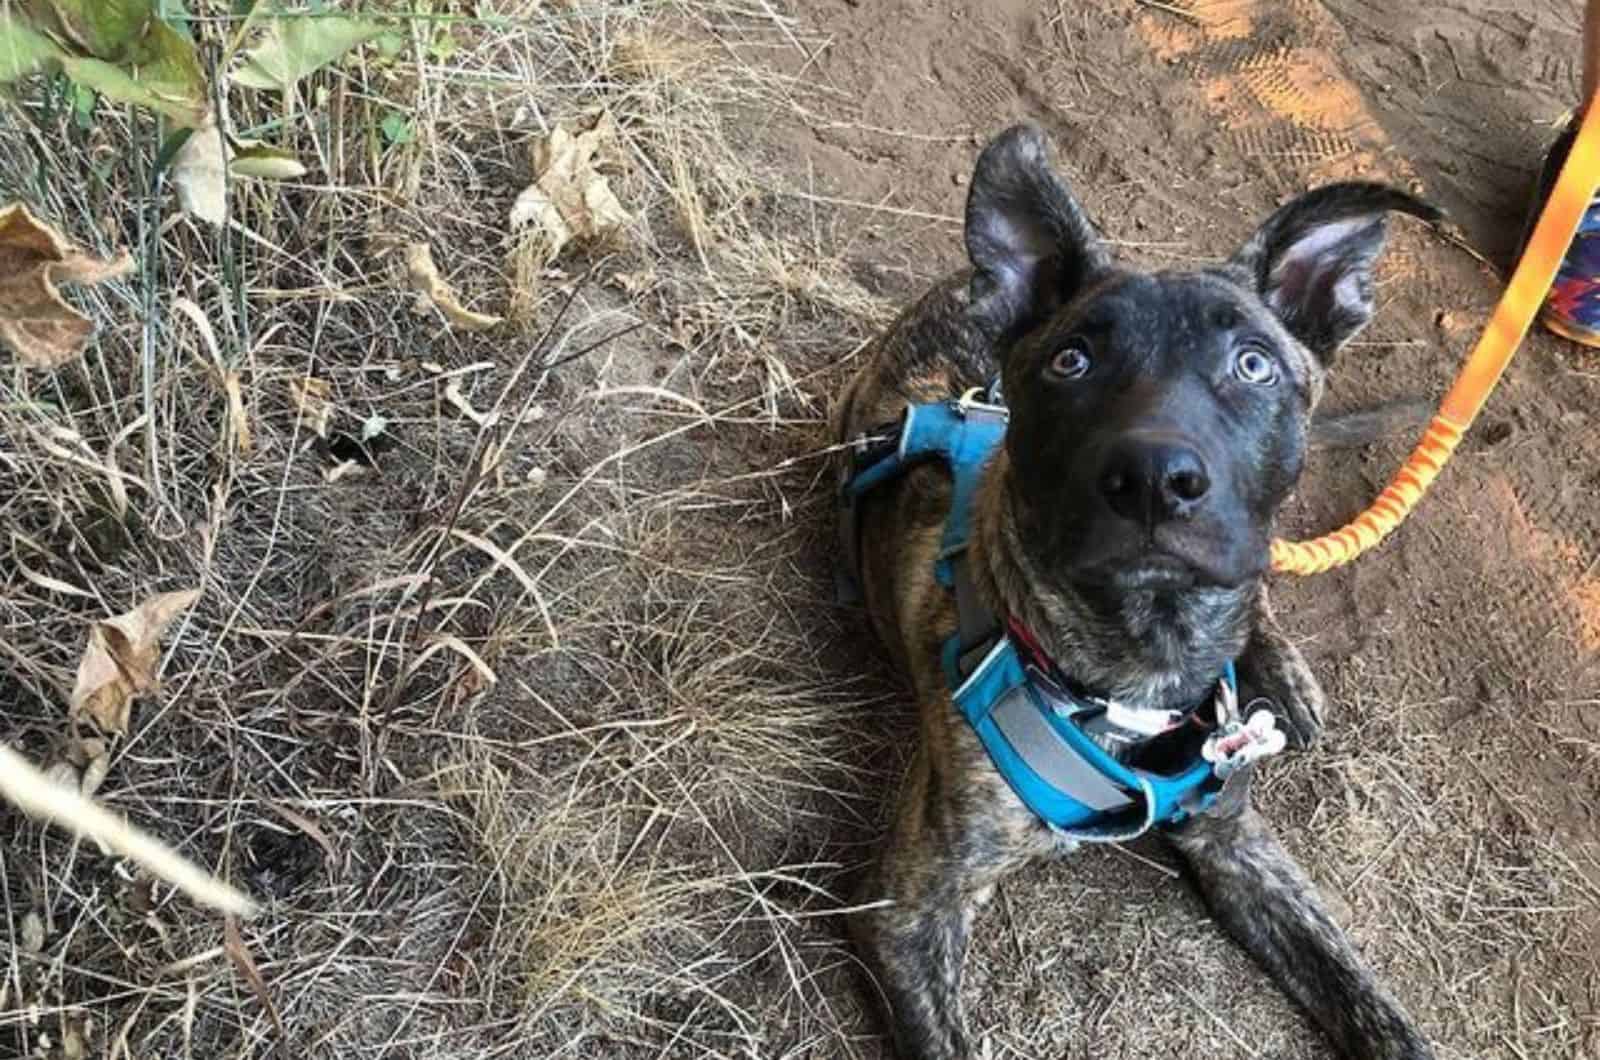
[852,745,1035,1060]
[1168,791,1434,1060]
[1236,585,1326,748]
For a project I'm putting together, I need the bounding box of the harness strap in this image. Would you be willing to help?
[944,511,1169,835]
[932,399,1009,683]
[988,683,1133,813]
[952,636,1204,840]
[838,396,1007,608]
[835,420,903,604]
[950,552,1001,680]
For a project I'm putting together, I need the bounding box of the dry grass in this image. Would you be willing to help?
[0,2,896,1057]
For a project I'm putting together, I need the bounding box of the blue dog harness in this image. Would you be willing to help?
[839,389,1277,841]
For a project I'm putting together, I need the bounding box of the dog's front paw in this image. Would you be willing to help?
[1237,628,1325,750]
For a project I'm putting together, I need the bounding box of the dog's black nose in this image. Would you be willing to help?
[1098,440,1211,523]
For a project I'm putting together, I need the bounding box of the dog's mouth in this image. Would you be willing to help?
[1100,553,1201,590]
[1070,524,1264,590]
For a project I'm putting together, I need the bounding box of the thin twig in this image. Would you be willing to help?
[542,320,647,372]
[1133,0,1204,25]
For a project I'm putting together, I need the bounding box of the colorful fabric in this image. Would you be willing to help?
[1531,118,1600,347]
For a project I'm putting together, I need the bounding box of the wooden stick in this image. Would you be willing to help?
[0,743,258,918]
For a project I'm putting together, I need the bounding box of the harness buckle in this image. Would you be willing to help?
[1022,663,1094,723]
[848,426,895,460]
[953,386,1009,420]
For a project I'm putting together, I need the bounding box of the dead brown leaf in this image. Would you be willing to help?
[323,459,367,484]
[404,243,503,331]
[222,371,253,453]
[0,203,134,368]
[607,267,656,296]
[509,113,632,263]
[172,297,252,454]
[70,589,202,735]
[172,117,227,225]
[79,750,110,798]
[288,376,335,438]
[443,379,497,428]
[20,910,44,954]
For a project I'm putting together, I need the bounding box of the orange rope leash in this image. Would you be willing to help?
[1270,102,1600,576]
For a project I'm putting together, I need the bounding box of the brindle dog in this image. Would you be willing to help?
[833,124,1438,1060]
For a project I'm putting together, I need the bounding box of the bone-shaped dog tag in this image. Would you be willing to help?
[1201,709,1287,779]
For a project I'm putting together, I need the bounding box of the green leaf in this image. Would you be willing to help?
[232,14,386,92]
[163,0,198,42]
[58,50,206,127]
[35,0,150,59]
[36,1,207,119]
[69,79,95,128]
[0,5,208,128]
[374,30,406,59]
[39,0,194,54]
[0,15,64,82]
[427,28,457,63]
[379,111,413,145]
[154,126,194,176]
[229,140,308,180]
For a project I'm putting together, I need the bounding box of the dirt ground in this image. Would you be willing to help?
[3,0,1599,1058]
[783,0,1600,1055]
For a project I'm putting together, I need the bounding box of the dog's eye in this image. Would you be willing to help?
[1232,345,1278,385]
[1048,342,1092,380]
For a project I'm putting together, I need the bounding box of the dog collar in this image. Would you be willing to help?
[838,395,1285,840]
[1005,616,1197,746]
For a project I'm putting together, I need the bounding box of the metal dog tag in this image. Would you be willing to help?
[1201,709,1286,779]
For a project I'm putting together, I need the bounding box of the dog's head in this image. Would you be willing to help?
[965,124,1438,592]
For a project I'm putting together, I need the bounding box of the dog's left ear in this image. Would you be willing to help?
[965,124,1110,342]
[1231,183,1440,362]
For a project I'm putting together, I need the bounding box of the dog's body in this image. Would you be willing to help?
[833,126,1436,1060]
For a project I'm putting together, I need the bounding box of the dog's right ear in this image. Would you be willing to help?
[964,124,1109,342]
